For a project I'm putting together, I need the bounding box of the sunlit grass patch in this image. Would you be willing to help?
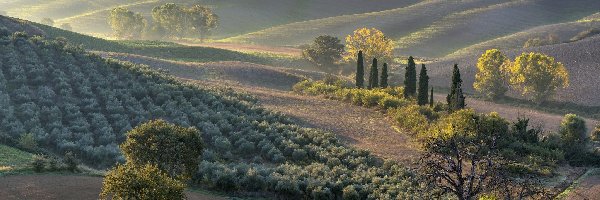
[0,145,33,171]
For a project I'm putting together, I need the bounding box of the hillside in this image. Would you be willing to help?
[2,0,419,39]
[0,23,428,198]
[224,0,600,58]
[426,36,600,107]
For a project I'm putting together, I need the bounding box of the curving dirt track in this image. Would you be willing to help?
[0,174,224,200]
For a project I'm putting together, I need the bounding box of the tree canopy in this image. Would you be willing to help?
[120,120,203,180]
[507,52,569,103]
[100,163,185,200]
[344,28,394,65]
[107,7,145,39]
[302,35,344,72]
[474,49,510,99]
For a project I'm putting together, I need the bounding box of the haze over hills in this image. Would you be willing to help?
[1,0,420,38]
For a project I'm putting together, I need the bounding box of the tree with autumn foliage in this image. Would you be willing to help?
[344,28,394,65]
[474,49,510,99]
[507,52,569,103]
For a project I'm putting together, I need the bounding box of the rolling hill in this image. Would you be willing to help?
[426,35,600,107]
[224,0,600,58]
[0,16,427,199]
[2,0,420,39]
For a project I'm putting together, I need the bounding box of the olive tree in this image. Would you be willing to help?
[120,119,203,180]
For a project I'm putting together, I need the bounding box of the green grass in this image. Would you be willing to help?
[0,145,33,172]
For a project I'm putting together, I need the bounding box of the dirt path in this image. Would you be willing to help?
[433,94,598,132]
[0,174,223,200]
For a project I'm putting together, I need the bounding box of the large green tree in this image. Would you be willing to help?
[368,58,379,89]
[447,64,465,112]
[474,49,510,99]
[101,164,185,200]
[107,7,145,39]
[302,35,344,72]
[417,64,429,105]
[404,56,417,98]
[120,120,203,180]
[356,50,365,88]
[186,4,219,42]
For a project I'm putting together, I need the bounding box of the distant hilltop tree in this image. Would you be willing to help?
[344,28,394,66]
[302,35,345,73]
[151,3,218,40]
[59,23,72,31]
[41,18,54,26]
[107,7,145,39]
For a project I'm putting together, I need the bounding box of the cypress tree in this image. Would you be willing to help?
[368,58,379,89]
[356,51,364,88]
[430,87,434,107]
[404,56,417,98]
[380,63,389,88]
[417,64,429,105]
[447,64,466,112]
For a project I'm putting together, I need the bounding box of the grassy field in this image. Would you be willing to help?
[0,145,33,172]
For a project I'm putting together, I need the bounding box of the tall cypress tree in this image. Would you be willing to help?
[380,63,389,88]
[356,51,364,88]
[430,87,434,107]
[447,64,466,112]
[417,64,429,105]
[368,58,379,89]
[404,56,417,98]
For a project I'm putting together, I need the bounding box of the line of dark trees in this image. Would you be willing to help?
[354,51,466,111]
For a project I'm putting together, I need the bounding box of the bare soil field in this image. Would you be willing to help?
[0,174,223,200]
[565,172,600,200]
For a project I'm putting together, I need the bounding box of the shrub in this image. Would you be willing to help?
[361,91,386,107]
[559,114,587,144]
[31,154,46,172]
[592,125,600,142]
[64,151,78,172]
[121,120,204,180]
[378,96,406,109]
[393,105,429,134]
[18,132,37,151]
[100,164,185,200]
[343,185,360,200]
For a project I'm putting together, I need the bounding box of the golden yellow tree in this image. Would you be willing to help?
[344,28,394,65]
[474,49,510,99]
[507,52,569,103]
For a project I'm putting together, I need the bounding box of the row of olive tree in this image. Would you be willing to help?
[107,3,218,40]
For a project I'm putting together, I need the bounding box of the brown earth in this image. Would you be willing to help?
[566,172,600,200]
[0,174,224,200]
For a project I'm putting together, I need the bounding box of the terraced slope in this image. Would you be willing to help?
[225,0,600,58]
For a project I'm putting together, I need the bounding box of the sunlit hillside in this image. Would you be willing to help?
[1,0,420,39]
